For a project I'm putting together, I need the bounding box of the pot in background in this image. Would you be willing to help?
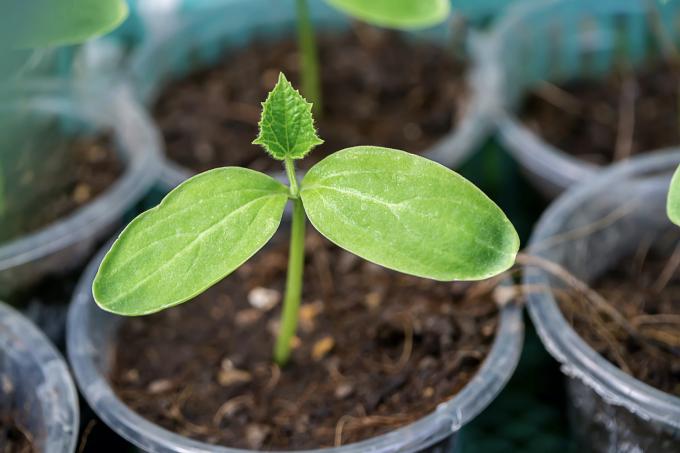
[489,0,680,198]
[125,0,496,189]
[525,150,680,451]
[0,301,79,453]
[0,82,162,298]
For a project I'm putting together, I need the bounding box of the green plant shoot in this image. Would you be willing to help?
[295,0,450,112]
[93,73,519,366]
[0,0,128,217]
[668,164,680,226]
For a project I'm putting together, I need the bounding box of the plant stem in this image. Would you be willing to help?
[295,0,322,115]
[275,159,306,366]
[284,157,299,197]
[275,198,306,366]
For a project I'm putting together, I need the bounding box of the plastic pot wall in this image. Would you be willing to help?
[525,151,680,451]
[125,0,495,189]
[0,301,79,453]
[489,0,680,198]
[0,82,162,298]
[68,233,524,453]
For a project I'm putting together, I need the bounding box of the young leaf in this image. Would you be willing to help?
[669,164,680,226]
[93,168,289,315]
[300,147,519,281]
[253,72,323,160]
[326,0,450,30]
[2,0,129,49]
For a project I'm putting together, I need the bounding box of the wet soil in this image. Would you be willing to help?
[558,252,680,396]
[521,61,680,165]
[154,28,469,174]
[111,233,499,450]
[0,135,123,244]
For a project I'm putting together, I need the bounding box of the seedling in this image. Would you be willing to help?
[294,0,450,112]
[0,0,128,217]
[93,73,519,365]
[669,164,680,226]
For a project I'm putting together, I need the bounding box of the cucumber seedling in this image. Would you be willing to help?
[93,73,519,366]
[294,0,450,113]
[0,0,128,216]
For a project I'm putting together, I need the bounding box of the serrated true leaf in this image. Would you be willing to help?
[252,72,323,160]
[326,0,450,30]
[300,147,519,281]
[2,0,128,49]
[668,164,680,226]
[93,168,288,315]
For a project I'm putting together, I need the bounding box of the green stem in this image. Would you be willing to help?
[284,157,299,197]
[296,0,322,115]
[274,196,306,366]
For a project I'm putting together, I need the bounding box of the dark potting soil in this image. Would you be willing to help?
[0,135,123,244]
[521,60,680,165]
[558,253,680,396]
[154,28,469,174]
[0,416,34,453]
[111,233,499,450]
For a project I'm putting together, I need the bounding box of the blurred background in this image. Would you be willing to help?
[1,1,679,452]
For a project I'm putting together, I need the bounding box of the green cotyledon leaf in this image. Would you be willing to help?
[326,0,450,30]
[252,72,323,160]
[1,0,128,49]
[93,167,288,315]
[668,164,680,226]
[300,147,519,281]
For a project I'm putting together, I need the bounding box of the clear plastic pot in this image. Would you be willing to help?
[488,0,680,198]
[0,82,163,298]
[0,301,79,452]
[525,150,680,451]
[68,234,524,453]
[125,0,496,189]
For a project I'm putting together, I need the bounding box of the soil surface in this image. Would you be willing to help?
[558,252,680,396]
[111,233,499,449]
[0,135,123,244]
[0,416,34,453]
[154,28,469,174]
[521,60,680,165]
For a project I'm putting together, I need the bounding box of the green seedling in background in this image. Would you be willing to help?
[1,0,128,49]
[0,0,128,217]
[93,73,519,366]
[296,0,450,113]
[668,165,680,226]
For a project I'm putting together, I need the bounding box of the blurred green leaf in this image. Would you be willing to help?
[93,168,289,315]
[1,0,128,49]
[668,164,680,226]
[326,0,450,29]
[301,146,519,280]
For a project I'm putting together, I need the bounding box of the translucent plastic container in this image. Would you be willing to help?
[68,234,524,453]
[0,82,163,297]
[525,150,680,451]
[0,301,79,452]
[488,0,680,198]
[125,0,496,189]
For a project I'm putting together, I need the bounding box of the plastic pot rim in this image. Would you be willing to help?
[0,301,80,453]
[0,81,163,272]
[525,149,680,429]
[124,0,495,190]
[68,234,524,453]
